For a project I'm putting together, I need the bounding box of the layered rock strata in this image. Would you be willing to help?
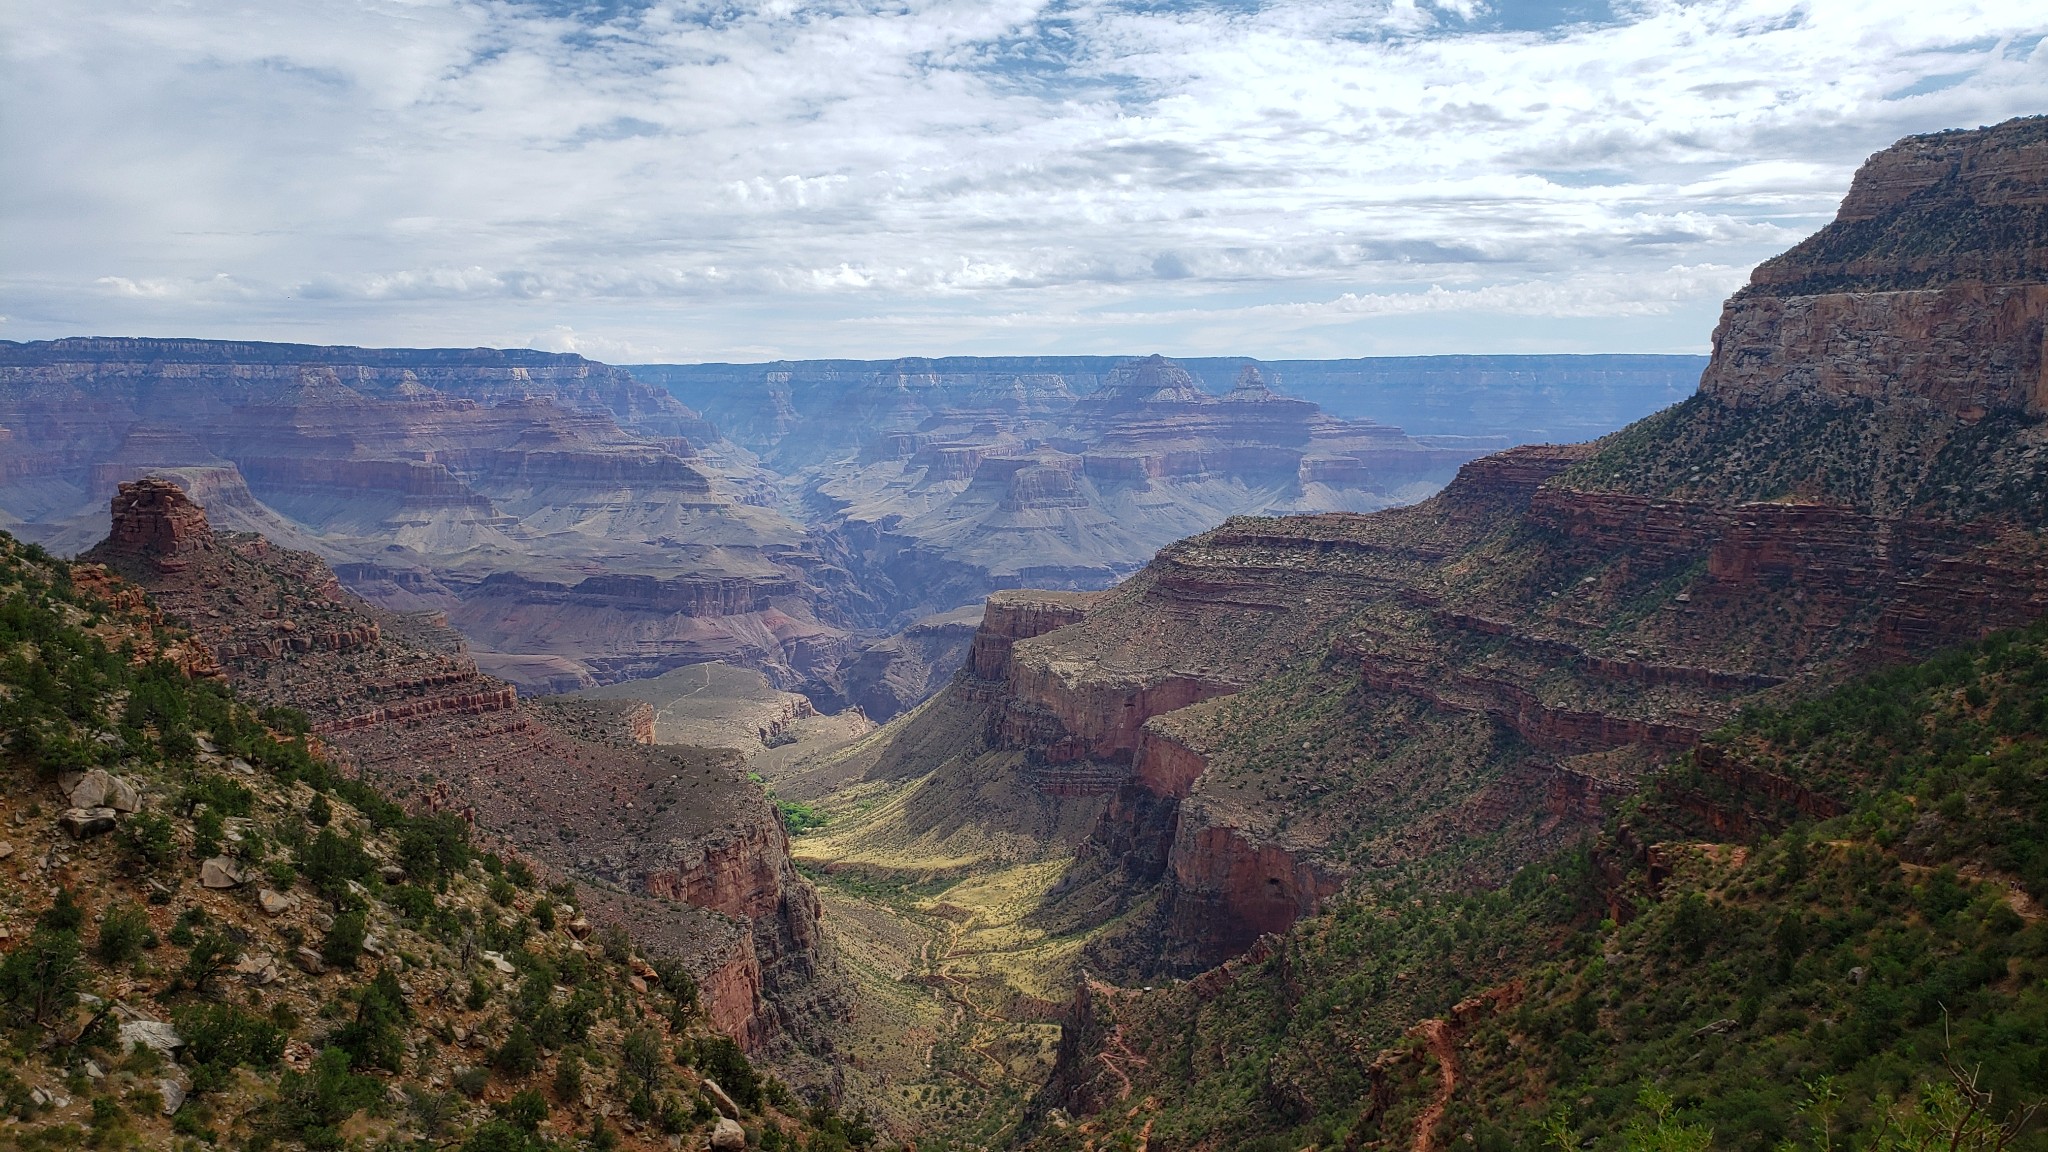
[83,480,831,1052]
[787,359,1500,618]
[828,115,2048,978]
[0,339,851,690]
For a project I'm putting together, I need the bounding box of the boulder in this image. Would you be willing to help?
[700,1078,741,1120]
[257,888,296,915]
[0,840,13,859]
[59,807,118,839]
[235,953,282,986]
[66,769,142,813]
[119,1019,185,1058]
[199,857,245,888]
[709,1117,746,1151]
[293,947,326,975]
[157,1078,186,1116]
[566,916,593,939]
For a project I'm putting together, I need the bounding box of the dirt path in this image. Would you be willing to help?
[1410,1018,1459,1152]
[1083,977,1150,1103]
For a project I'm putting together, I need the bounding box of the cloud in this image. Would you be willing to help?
[1,0,2044,358]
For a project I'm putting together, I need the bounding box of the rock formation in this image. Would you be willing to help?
[82,479,834,1053]
[0,339,854,691]
[780,357,1502,618]
[811,114,2048,979]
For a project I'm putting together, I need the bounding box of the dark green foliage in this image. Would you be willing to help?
[492,1024,541,1078]
[691,1034,762,1110]
[320,910,367,969]
[619,1026,663,1093]
[179,930,238,995]
[505,857,535,889]
[396,812,471,883]
[118,810,177,871]
[265,1047,380,1152]
[299,827,373,907]
[305,792,331,827]
[330,968,410,1072]
[92,902,153,965]
[38,889,84,934]
[494,1088,550,1131]
[514,961,597,1050]
[0,921,82,1027]
[179,774,254,818]
[552,1051,583,1104]
[172,1004,286,1094]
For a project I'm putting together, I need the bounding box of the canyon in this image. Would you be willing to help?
[765,114,2048,1143]
[3,110,2040,1152]
[0,342,1686,707]
[80,477,834,1057]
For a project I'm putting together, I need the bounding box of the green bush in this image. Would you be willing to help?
[265,1047,379,1151]
[118,811,177,871]
[92,902,153,966]
[491,1025,541,1078]
[0,923,82,1027]
[320,910,367,970]
[173,1003,286,1094]
[331,968,409,1072]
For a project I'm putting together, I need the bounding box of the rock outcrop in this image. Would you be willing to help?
[82,480,832,1052]
[818,114,2048,979]
[0,339,853,690]
[789,359,1499,617]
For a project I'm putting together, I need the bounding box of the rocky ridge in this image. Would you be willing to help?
[791,358,1499,618]
[0,339,853,693]
[0,526,862,1152]
[81,478,836,1055]
[807,115,2048,988]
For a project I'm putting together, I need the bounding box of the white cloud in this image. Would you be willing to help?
[1,0,2044,358]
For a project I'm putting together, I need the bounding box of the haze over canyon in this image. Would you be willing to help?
[3,86,2048,1152]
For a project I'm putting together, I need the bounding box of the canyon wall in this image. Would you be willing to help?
[0,339,851,693]
[874,116,2048,983]
[82,478,831,1053]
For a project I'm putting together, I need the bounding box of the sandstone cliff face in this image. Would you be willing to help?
[0,339,852,692]
[783,359,1497,619]
[840,116,2048,982]
[82,480,831,1053]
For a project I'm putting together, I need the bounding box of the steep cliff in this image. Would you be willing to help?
[794,359,1497,617]
[81,479,835,1054]
[0,339,855,691]
[807,116,2048,991]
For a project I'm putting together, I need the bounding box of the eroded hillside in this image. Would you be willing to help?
[780,114,2048,1147]
[0,531,879,1152]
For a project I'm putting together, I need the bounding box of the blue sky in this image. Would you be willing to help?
[3,0,2045,361]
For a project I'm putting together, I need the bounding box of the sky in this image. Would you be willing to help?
[3,0,2045,363]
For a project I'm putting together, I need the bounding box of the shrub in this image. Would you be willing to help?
[92,902,153,966]
[692,1034,762,1110]
[266,1047,380,1151]
[620,1027,664,1093]
[320,911,367,970]
[299,828,372,906]
[38,889,84,934]
[180,931,238,995]
[331,969,409,1072]
[491,1025,541,1078]
[173,1004,286,1094]
[494,1089,549,1131]
[119,811,177,871]
[0,923,82,1026]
